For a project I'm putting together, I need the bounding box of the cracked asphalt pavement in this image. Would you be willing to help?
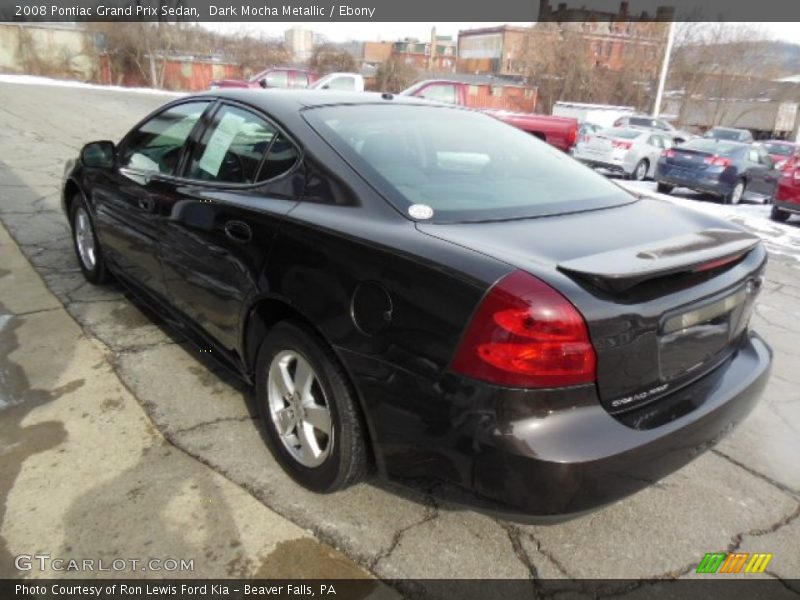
[0,80,798,594]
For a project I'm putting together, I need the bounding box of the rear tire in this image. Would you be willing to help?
[70,194,109,285]
[656,182,673,194]
[632,159,649,181]
[770,205,791,222]
[255,320,368,493]
[726,180,746,205]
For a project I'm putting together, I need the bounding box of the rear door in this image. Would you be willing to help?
[92,100,212,298]
[157,101,303,352]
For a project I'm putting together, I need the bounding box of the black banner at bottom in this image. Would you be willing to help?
[3,579,800,600]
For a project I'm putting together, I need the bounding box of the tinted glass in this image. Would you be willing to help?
[120,101,209,174]
[305,104,633,223]
[187,105,277,184]
[258,134,300,181]
[629,117,658,128]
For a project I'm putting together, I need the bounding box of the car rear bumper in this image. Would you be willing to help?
[655,164,732,195]
[344,331,771,519]
[470,332,771,518]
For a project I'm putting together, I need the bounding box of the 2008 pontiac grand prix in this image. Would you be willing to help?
[62,89,771,517]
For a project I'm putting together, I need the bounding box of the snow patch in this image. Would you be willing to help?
[0,74,185,97]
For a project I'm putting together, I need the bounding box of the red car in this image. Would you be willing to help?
[210,67,317,90]
[771,152,800,222]
[761,140,799,170]
[401,80,578,152]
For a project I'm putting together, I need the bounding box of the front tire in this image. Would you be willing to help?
[70,194,109,284]
[770,205,791,222]
[255,321,368,493]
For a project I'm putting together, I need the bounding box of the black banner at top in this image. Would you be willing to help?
[2,0,800,22]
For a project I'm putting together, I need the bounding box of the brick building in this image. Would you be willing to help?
[457,26,528,76]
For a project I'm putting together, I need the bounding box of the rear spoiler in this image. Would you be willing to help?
[558,229,760,293]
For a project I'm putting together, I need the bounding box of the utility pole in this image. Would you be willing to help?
[653,20,676,118]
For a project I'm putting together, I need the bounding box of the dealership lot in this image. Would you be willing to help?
[0,80,798,591]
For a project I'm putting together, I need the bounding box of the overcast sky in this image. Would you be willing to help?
[203,22,800,44]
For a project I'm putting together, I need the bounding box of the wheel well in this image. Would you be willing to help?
[63,179,82,221]
[243,297,379,472]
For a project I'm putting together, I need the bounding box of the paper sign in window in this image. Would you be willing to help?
[198,112,246,177]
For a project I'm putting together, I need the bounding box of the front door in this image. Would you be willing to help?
[92,100,211,298]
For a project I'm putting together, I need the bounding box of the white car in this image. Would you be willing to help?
[572,127,674,181]
[309,73,365,92]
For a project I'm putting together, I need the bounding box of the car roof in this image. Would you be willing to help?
[192,88,437,119]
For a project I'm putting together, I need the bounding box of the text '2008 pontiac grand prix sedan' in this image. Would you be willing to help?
[62,89,771,518]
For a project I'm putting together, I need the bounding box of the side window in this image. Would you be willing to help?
[328,76,355,91]
[120,101,209,174]
[647,135,661,148]
[419,84,457,104]
[187,105,278,184]
[293,72,309,88]
[747,148,760,163]
[258,134,300,181]
[265,70,289,88]
[757,147,773,167]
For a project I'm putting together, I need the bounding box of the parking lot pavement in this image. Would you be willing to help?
[0,79,798,592]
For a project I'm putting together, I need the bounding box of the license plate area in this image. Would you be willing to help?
[658,282,756,382]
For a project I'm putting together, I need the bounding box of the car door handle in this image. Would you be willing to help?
[138,197,155,212]
[224,220,252,243]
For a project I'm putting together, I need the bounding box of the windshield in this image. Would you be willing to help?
[304,104,633,223]
[763,142,795,157]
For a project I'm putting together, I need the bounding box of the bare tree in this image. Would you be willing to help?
[308,44,358,76]
[374,58,418,93]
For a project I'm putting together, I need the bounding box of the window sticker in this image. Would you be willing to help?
[198,112,246,177]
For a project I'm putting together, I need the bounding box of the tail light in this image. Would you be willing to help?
[451,270,596,388]
[704,155,731,167]
[566,123,578,149]
[612,140,632,150]
[663,148,676,158]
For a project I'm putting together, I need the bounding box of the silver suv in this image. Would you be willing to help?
[613,115,693,144]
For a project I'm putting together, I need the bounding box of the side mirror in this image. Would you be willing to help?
[80,141,115,168]
[259,79,268,89]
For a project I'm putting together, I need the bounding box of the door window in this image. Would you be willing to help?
[119,101,209,175]
[419,84,457,104]
[264,70,289,88]
[186,105,298,184]
[293,72,309,88]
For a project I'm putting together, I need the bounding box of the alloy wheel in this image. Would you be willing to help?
[730,181,744,205]
[267,350,333,468]
[74,207,97,271]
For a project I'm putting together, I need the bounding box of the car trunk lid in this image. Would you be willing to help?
[417,198,766,413]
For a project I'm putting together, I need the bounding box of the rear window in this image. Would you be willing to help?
[682,138,741,156]
[629,117,659,128]
[763,142,795,157]
[706,128,746,141]
[599,128,642,139]
[304,104,633,223]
